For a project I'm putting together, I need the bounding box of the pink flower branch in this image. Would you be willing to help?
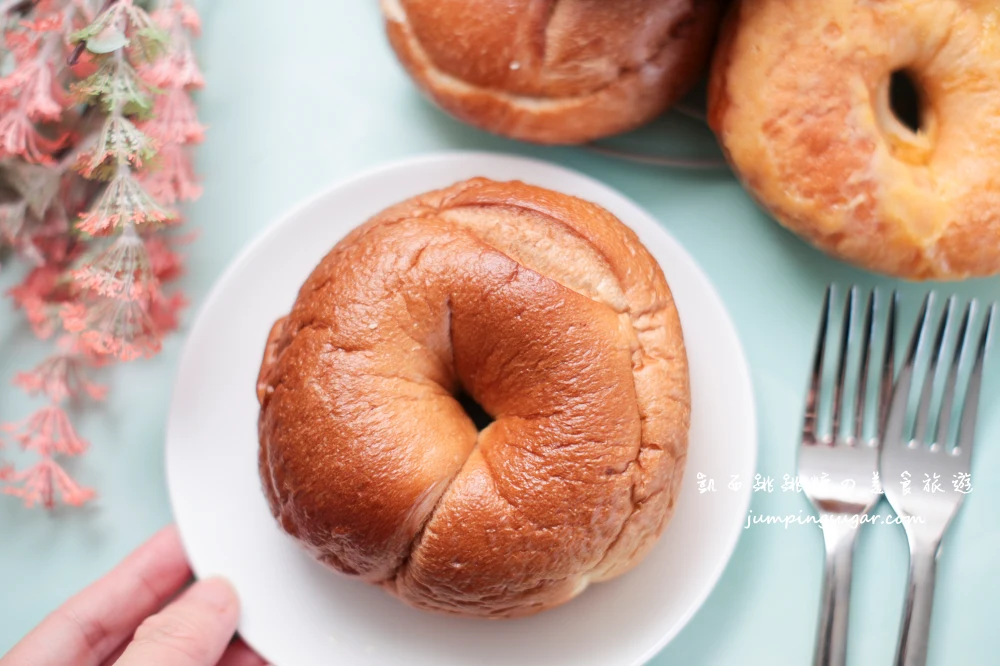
[0,0,202,509]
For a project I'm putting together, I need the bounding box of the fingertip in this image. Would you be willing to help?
[114,577,241,666]
[148,524,183,553]
[135,524,190,579]
[186,577,240,615]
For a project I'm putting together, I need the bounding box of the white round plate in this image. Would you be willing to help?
[166,152,757,666]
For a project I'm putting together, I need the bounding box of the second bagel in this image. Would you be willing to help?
[382,0,722,144]
[709,0,1000,280]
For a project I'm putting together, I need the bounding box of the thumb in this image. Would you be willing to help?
[114,577,240,666]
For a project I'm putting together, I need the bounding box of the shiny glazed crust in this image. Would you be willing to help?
[709,0,1000,280]
[256,178,690,617]
[381,0,721,145]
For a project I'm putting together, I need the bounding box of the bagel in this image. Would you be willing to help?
[256,178,690,617]
[708,0,1000,280]
[381,0,722,144]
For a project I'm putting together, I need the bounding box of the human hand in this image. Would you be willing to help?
[2,525,265,666]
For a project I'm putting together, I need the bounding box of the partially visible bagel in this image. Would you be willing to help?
[381,0,721,144]
[256,178,690,617]
[709,0,1000,280]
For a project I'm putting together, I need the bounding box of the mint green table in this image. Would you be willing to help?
[2,3,998,664]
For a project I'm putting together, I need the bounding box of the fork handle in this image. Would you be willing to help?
[813,521,859,666]
[895,538,941,666]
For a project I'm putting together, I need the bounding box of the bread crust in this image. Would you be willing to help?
[382,0,721,144]
[709,0,1000,280]
[256,178,690,617]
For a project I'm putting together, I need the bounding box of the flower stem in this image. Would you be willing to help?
[67,0,120,66]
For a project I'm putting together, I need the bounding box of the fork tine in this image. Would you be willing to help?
[935,302,973,449]
[955,302,995,459]
[913,296,954,445]
[804,285,834,443]
[830,286,855,442]
[853,289,875,442]
[884,293,934,447]
[878,291,898,438]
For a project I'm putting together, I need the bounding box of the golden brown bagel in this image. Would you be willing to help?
[709,0,1000,280]
[381,0,721,145]
[256,178,690,617]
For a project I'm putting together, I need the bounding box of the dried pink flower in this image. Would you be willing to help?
[3,456,95,509]
[14,350,106,403]
[7,263,70,338]
[58,301,89,333]
[156,0,202,36]
[7,264,63,305]
[141,88,205,144]
[0,111,61,164]
[148,290,187,335]
[71,56,151,115]
[22,297,61,338]
[2,405,89,457]
[140,35,203,89]
[0,60,65,121]
[77,170,176,235]
[70,0,166,65]
[79,115,159,179]
[73,230,155,300]
[141,142,201,204]
[63,297,163,361]
[144,235,185,282]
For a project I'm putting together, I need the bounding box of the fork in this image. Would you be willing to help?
[881,294,995,666]
[799,285,896,666]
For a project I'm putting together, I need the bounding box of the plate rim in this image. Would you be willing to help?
[165,149,758,666]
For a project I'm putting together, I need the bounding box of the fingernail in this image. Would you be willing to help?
[187,577,238,612]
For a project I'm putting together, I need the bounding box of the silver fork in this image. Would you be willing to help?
[799,286,896,666]
[881,294,995,666]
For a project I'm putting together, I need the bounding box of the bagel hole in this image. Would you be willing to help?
[456,390,493,431]
[889,70,924,134]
